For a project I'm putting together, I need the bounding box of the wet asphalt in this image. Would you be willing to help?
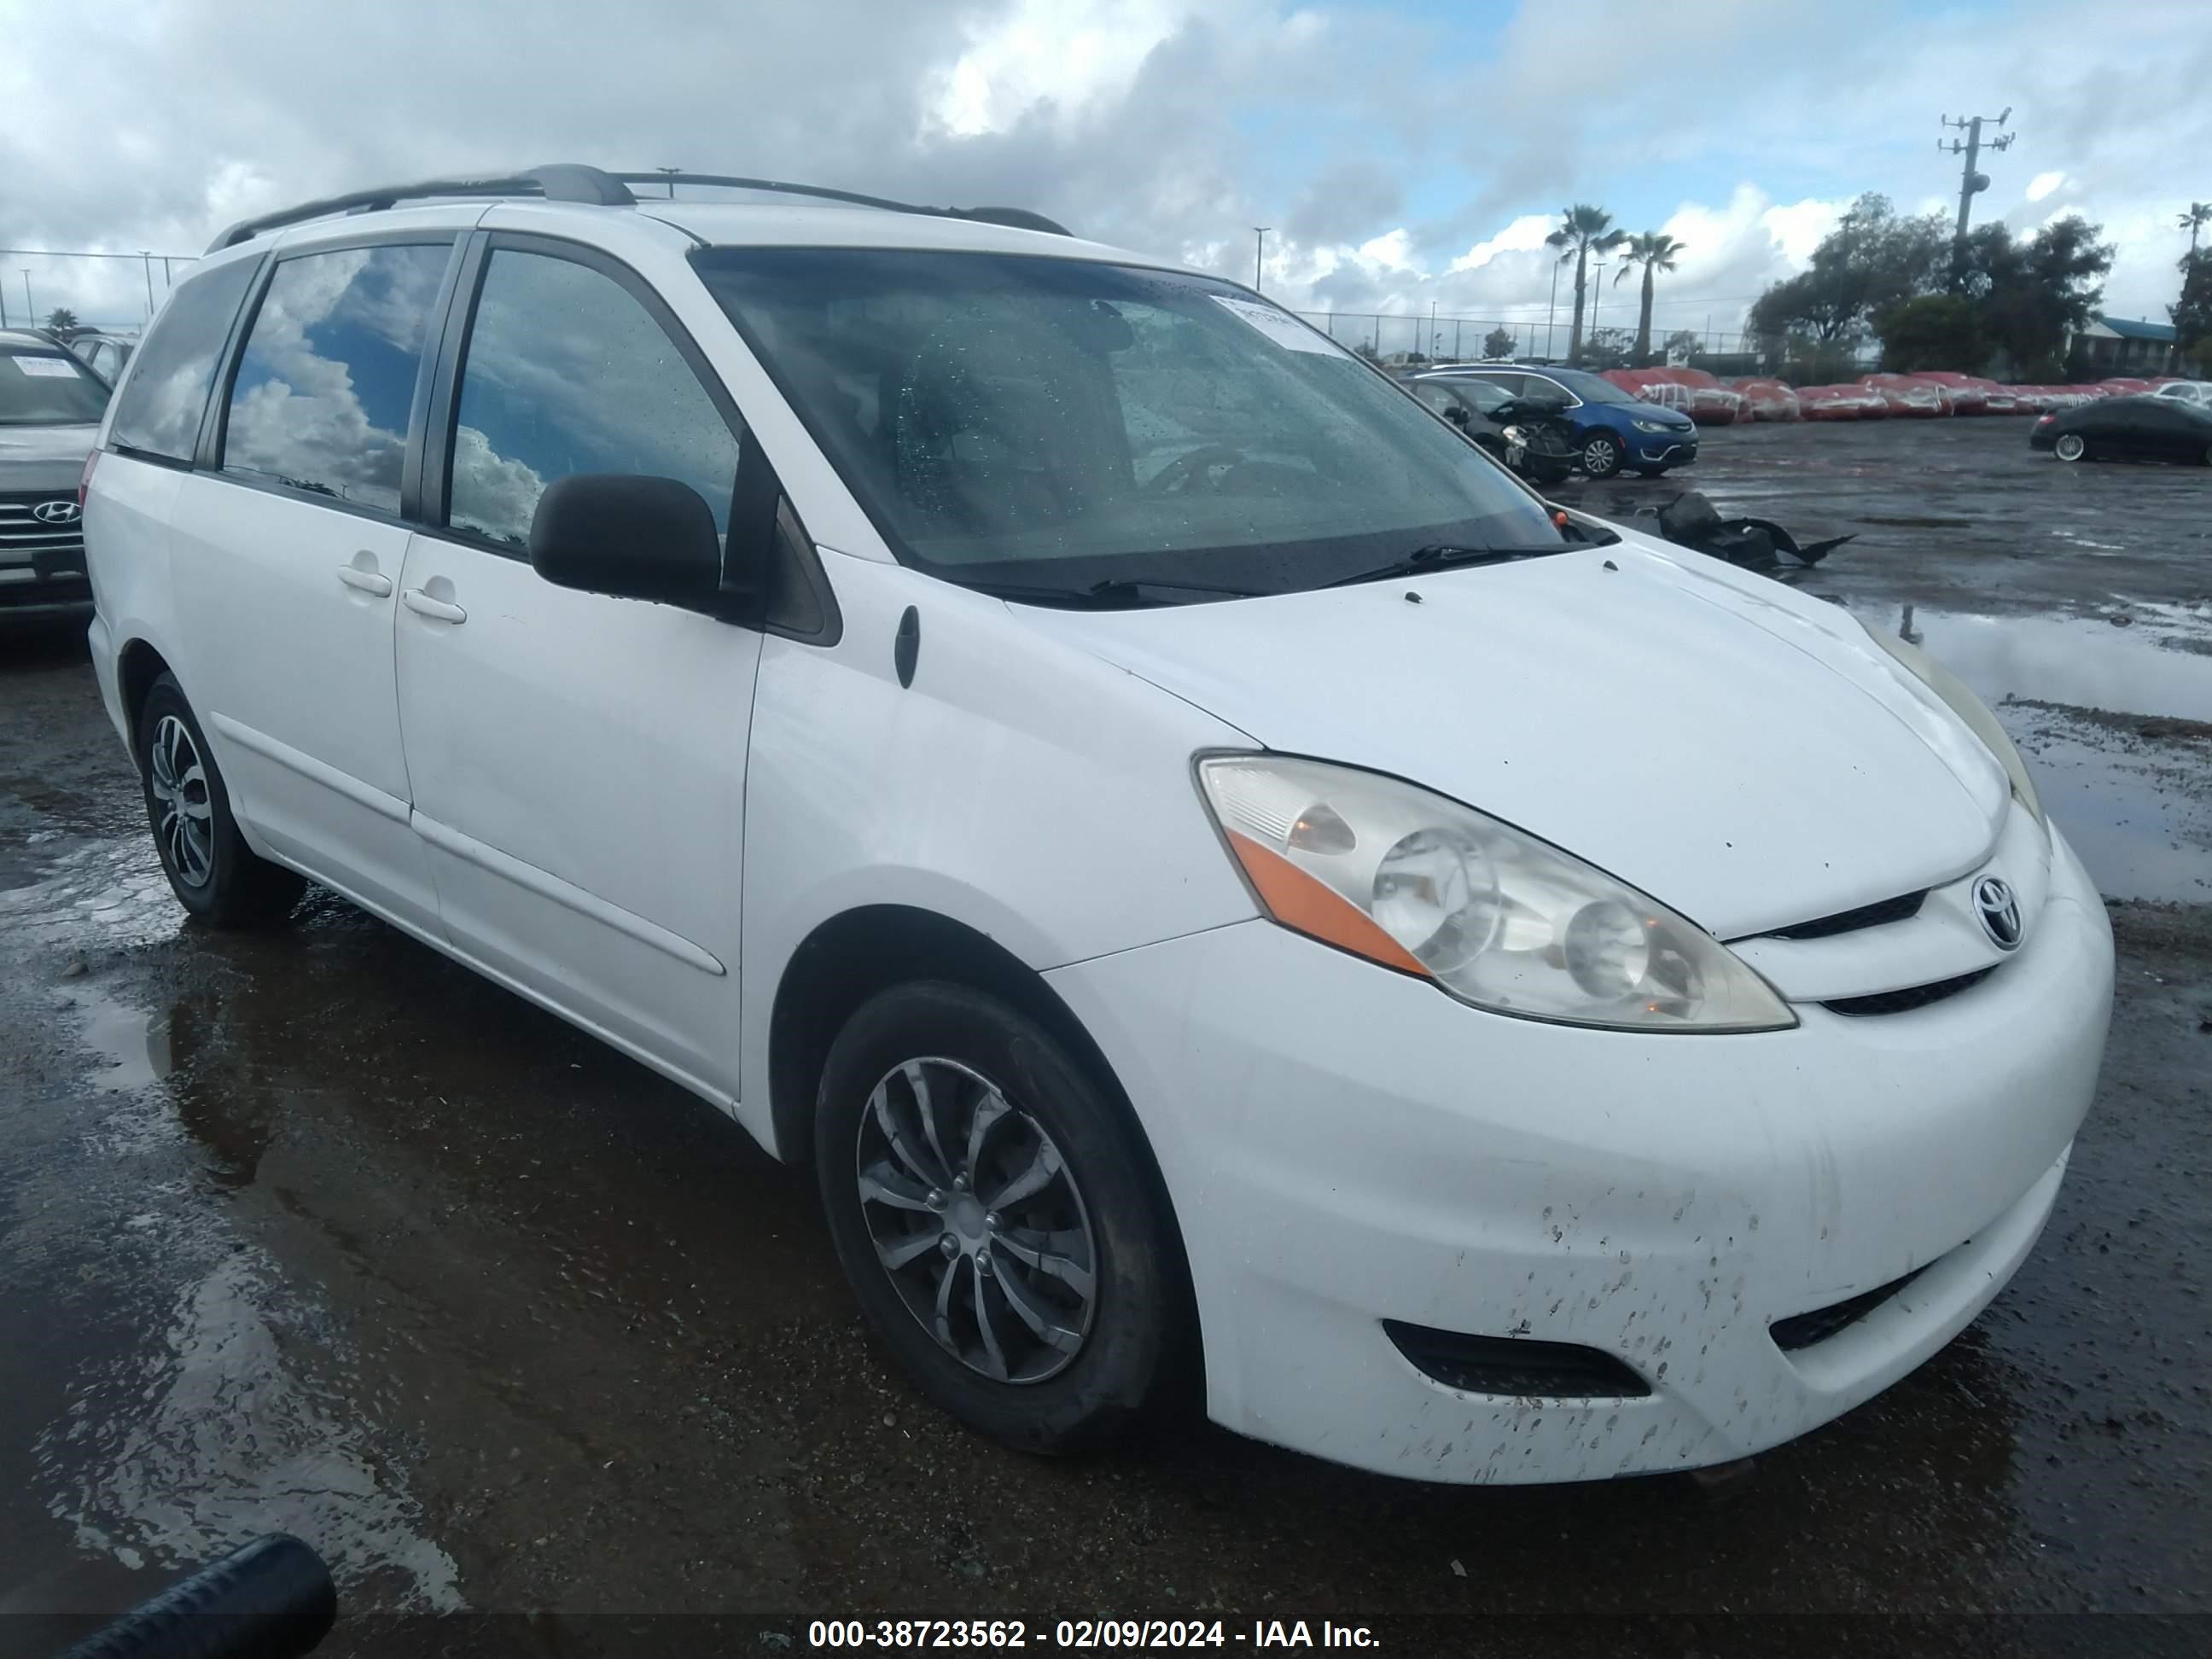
[0,417,2207,1651]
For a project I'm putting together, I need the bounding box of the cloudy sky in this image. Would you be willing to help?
[4,0,2208,350]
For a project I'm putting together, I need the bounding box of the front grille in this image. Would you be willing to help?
[1384,1320,1651,1399]
[1822,968,1992,1017]
[1771,1267,1928,1352]
[0,492,87,560]
[1763,888,1926,941]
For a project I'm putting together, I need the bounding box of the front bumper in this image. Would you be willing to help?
[1630,433,1697,466]
[1045,828,2112,1483]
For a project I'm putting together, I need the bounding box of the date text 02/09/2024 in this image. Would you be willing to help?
[805,1619,1382,1650]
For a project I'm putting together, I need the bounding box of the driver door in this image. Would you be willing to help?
[393,236,762,1101]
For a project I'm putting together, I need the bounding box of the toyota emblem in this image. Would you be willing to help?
[32,499,81,525]
[1973,875,2023,951]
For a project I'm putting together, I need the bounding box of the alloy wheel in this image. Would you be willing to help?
[854,1056,1099,1384]
[2054,433,2087,462]
[148,715,214,888]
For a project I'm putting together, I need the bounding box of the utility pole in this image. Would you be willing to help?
[1252,227,1269,294]
[1939,108,2014,287]
[655,166,681,199]
[1545,260,1559,359]
[143,251,155,317]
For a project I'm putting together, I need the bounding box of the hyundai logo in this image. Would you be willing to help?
[32,499,81,525]
[1973,875,2023,951]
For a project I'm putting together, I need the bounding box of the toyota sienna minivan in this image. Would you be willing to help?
[81,166,2112,1484]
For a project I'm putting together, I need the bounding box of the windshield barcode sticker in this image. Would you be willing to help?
[9,355,81,378]
[1209,295,1349,357]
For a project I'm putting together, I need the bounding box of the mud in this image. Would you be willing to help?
[3,418,2209,1646]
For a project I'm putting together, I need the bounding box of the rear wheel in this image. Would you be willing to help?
[1580,431,1625,479]
[2053,432,2087,462]
[815,981,1184,1453]
[136,674,306,927]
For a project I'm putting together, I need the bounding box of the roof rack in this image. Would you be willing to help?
[207,164,1070,254]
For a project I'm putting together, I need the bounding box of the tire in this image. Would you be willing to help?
[135,673,306,927]
[2053,432,2087,463]
[815,981,1185,1453]
[1633,466,1670,478]
[1580,431,1626,479]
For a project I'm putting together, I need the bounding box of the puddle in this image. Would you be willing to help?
[73,988,175,1094]
[1840,604,2212,903]
[1847,603,2212,723]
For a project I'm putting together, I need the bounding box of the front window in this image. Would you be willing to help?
[0,347,110,426]
[696,249,1556,599]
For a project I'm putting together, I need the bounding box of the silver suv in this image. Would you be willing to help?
[2,327,108,620]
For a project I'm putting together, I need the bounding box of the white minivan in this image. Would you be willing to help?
[83,167,2112,1485]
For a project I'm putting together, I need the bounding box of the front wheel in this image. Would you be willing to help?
[135,673,306,927]
[2053,432,2087,463]
[815,982,1185,1453]
[1580,432,1626,479]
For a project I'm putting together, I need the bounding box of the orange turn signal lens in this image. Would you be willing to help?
[1225,830,1429,977]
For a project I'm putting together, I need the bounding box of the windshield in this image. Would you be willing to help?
[1,348,110,426]
[696,249,1557,599]
[1534,367,1638,405]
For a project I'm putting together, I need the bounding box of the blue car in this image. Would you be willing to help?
[1427,364,1698,479]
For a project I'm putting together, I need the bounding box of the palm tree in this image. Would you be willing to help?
[44,306,80,338]
[2180,201,2212,261]
[1545,205,1626,364]
[1614,233,1685,364]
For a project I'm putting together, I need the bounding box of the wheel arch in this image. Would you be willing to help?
[785,905,1208,1421]
[117,637,177,743]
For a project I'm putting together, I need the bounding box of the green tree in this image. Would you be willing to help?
[1964,216,2115,375]
[1578,327,1633,370]
[44,306,80,338]
[1662,328,1703,363]
[2173,253,2212,371]
[1748,194,1948,346]
[1875,294,1988,373]
[1614,232,1685,363]
[2180,201,2212,261]
[1544,204,1626,364]
[1482,326,1516,359]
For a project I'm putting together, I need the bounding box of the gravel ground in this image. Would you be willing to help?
[1,416,2207,1655]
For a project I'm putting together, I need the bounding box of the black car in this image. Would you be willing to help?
[2030,395,2212,466]
[1404,373,1578,484]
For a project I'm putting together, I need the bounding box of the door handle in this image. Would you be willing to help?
[337,565,393,597]
[401,587,467,625]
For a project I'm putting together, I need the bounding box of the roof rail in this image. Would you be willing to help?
[611,172,1071,236]
[206,164,637,253]
[204,164,1070,255]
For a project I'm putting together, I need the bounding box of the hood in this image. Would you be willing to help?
[1014,533,2008,939]
[0,422,98,495]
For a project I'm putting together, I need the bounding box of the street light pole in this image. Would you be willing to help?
[1253,227,1269,294]
[655,166,681,200]
[1545,259,1559,359]
[143,251,155,317]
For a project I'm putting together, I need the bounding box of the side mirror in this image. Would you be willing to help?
[529,474,727,610]
[1444,404,1470,428]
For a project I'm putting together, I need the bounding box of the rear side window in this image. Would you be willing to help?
[445,249,739,548]
[107,258,259,462]
[221,243,450,515]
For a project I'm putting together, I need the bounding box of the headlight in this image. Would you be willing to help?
[1196,756,1796,1033]
[1860,623,2044,825]
[1631,419,1674,433]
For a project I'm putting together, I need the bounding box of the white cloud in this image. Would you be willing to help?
[1447,214,1554,273]
[2026,170,2067,202]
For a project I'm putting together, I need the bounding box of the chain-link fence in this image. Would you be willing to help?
[1291,310,1777,366]
[0,248,199,336]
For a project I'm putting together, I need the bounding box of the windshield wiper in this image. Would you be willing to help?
[957,576,1254,608]
[1323,543,1569,588]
